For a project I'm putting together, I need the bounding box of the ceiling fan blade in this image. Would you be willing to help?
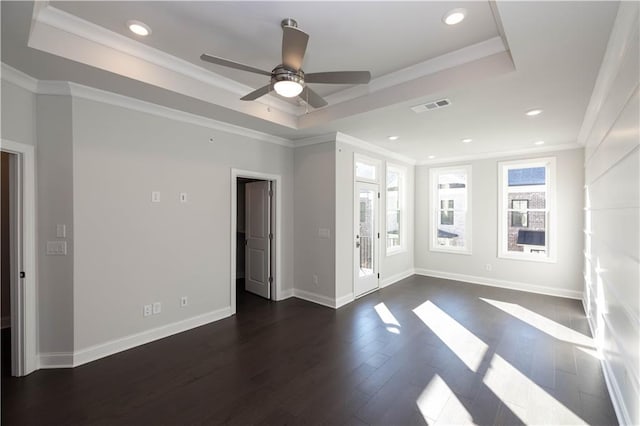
[282,26,309,71]
[305,71,371,85]
[200,54,271,76]
[299,86,328,108]
[240,84,272,101]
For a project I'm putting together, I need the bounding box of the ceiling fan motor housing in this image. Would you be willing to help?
[271,65,304,86]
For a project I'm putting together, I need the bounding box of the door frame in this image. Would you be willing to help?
[1,139,37,376]
[230,169,281,314]
[353,181,380,298]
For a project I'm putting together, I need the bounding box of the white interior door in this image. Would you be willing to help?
[245,181,271,299]
[355,182,379,297]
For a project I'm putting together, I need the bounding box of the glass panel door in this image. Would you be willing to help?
[355,182,379,296]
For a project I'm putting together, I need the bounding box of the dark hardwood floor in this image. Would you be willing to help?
[2,276,617,425]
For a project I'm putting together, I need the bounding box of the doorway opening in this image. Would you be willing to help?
[230,169,282,315]
[354,181,380,297]
[236,177,272,311]
[1,151,13,376]
[0,140,37,377]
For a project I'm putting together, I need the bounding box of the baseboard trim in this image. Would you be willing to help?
[277,288,294,301]
[1,315,10,329]
[380,269,415,289]
[414,268,582,300]
[335,293,355,308]
[39,352,74,369]
[41,307,230,369]
[292,289,337,309]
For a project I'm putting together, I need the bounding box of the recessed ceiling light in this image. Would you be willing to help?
[127,20,151,36]
[443,9,466,25]
[526,109,543,116]
[534,140,545,145]
[388,136,399,141]
[462,138,472,143]
[428,155,436,159]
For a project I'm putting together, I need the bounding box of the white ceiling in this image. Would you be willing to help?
[1,1,619,162]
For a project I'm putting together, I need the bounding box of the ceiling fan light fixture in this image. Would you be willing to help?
[127,20,151,36]
[274,80,303,98]
[443,9,466,26]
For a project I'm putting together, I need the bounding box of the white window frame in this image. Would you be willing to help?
[429,165,472,255]
[498,157,556,263]
[385,162,407,256]
[354,153,381,184]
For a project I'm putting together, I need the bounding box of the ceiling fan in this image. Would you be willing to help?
[200,18,371,108]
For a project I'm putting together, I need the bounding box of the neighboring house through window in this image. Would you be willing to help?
[498,157,556,261]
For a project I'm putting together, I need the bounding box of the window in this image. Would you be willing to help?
[355,154,381,183]
[498,158,556,262]
[430,165,472,254]
[510,200,529,227]
[386,164,406,254]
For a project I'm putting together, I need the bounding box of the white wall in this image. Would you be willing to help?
[293,141,336,301]
[415,148,584,299]
[582,3,639,424]
[37,95,75,354]
[335,136,415,301]
[1,80,36,146]
[70,97,294,352]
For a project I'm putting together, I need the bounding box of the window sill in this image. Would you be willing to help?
[498,253,557,263]
[430,247,472,256]
[386,248,407,257]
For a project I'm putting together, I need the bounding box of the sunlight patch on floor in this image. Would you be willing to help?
[480,298,594,347]
[413,300,488,372]
[374,302,401,334]
[484,353,587,425]
[416,374,472,424]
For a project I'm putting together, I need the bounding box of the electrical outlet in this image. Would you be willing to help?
[143,304,152,317]
[485,264,492,271]
[153,302,162,314]
[313,275,318,285]
[181,296,188,307]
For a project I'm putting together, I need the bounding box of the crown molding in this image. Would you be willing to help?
[293,132,417,166]
[33,4,299,116]
[37,80,72,96]
[292,133,338,148]
[577,2,639,147]
[1,63,38,92]
[336,132,416,165]
[324,37,507,106]
[415,143,582,166]
[1,64,293,148]
[67,82,294,147]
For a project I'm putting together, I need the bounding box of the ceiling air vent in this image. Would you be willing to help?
[411,99,451,113]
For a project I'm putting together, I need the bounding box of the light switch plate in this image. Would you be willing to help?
[56,224,66,238]
[46,241,67,256]
[153,302,162,314]
[318,228,331,239]
[152,191,161,203]
[180,192,188,203]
